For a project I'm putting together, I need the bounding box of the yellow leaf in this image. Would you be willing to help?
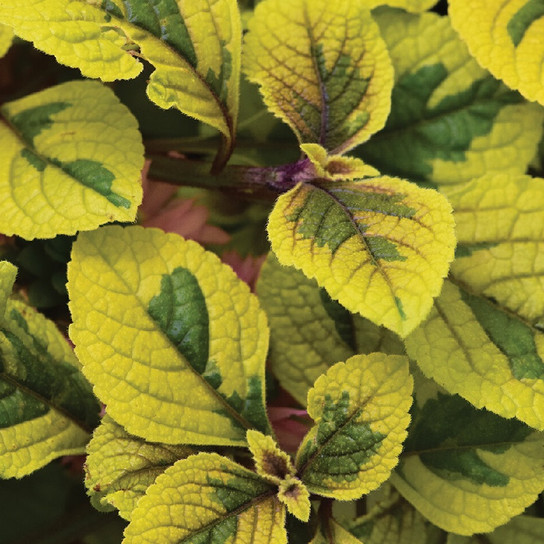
[277,476,311,523]
[311,519,364,544]
[0,23,12,57]
[247,429,296,484]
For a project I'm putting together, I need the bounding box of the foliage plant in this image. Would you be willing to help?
[2,0,544,542]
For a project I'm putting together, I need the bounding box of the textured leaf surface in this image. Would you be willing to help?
[267,176,455,337]
[243,0,393,154]
[359,10,544,191]
[256,253,404,406]
[68,226,270,446]
[0,262,100,478]
[85,415,193,520]
[448,515,544,543]
[0,80,143,239]
[0,0,241,168]
[0,23,12,57]
[277,476,311,523]
[296,353,413,499]
[123,453,285,544]
[406,279,544,430]
[450,0,544,106]
[393,370,544,535]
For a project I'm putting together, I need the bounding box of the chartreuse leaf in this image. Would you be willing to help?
[68,225,270,446]
[296,353,413,499]
[0,80,143,240]
[243,0,393,154]
[449,172,544,324]
[358,10,544,191]
[0,261,100,478]
[310,519,362,544]
[123,452,286,544]
[405,279,544,430]
[267,176,455,338]
[0,0,241,169]
[450,0,544,106]
[367,0,437,10]
[256,253,404,406]
[85,415,193,521]
[448,516,544,543]
[0,23,12,57]
[392,370,544,535]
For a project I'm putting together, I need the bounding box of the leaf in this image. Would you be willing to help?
[449,0,544,106]
[68,225,270,446]
[358,10,544,191]
[310,519,362,544]
[392,370,544,535]
[267,176,456,338]
[0,0,241,169]
[368,0,437,10]
[295,353,413,500]
[0,262,100,478]
[85,415,193,521]
[447,516,544,543]
[0,80,143,239]
[243,0,393,154]
[449,172,544,324]
[277,476,311,523]
[256,253,404,406]
[0,23,12,57]
[405,279,544,430]
[123,452,286,544]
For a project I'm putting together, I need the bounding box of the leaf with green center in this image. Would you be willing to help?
[0,0,241,170]
[449,172,544,324]
[405,279,544,430]
[449,0,544,106]
[85,415,193,521]
[68,225,270,446]
[123,452,286,544]
[243,0,393,154]
[267,176,455,338]
[358,10,544,192]
[447,516,544,543]
[256,253,404,406]
[0,80,143,240]
[0,261,100,478]
[393,369,544,535]
[295,353,413,500]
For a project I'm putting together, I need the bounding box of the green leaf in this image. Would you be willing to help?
[296,353,413,500]
[256,253,404,406]
[0,80,143,239]
[85,415,193,521]
[447,515,544,543]
[0,262,100,478]
[0,0,241,170]
[267,176,455,338]
[123,452,286,544]
[393,369,544,535]
[68,225,270,446]
[243,0,393,154]
[358,10,544,191]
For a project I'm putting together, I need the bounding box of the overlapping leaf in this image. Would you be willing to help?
[243,0,393,154]
[311,519,362,544]
[393,370,544,535]
[123,453,285,544]
[267,176,455,337]
[256,253,404,406]
[85,415,193,520]
[0,0,241,169]
[0,261,100,478]
[358,10,544,191]
[450,0,544,106]
[295,353,413,499]
[68,226,270,446]
[448,516,544,543]
[0,80,143,239]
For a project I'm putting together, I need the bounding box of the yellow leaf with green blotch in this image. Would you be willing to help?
[393,369,544,535]
[406,279,544,430]
[0,262,100,478]
[85,415,193,521]
[123,452,286,544]
[296,353,413,500]
[450,0,544,106]
[447,516,544,543]
[68,226,270,446]
[0,23,12,57]
[0,80,143,240]
[267,176,455,338]
[243,0,393,154]
[310,519,364,544]
[256,253,404,406]
[0,0,240,170]
[358,10,544,192]
[450,172,544,324]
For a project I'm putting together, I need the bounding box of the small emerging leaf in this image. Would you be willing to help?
[247,429,295,484]
[278,476,311,523]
